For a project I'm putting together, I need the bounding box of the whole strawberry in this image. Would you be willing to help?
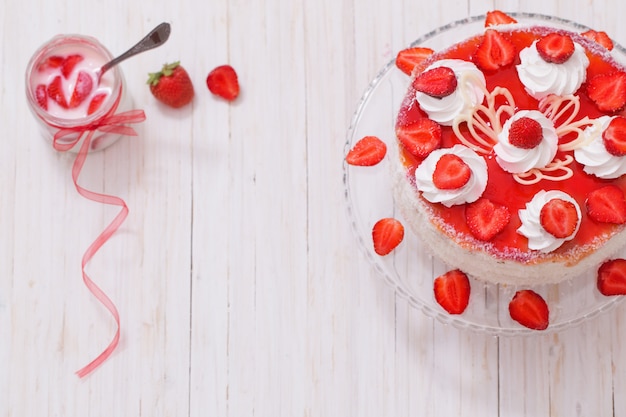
[147,61,194,108]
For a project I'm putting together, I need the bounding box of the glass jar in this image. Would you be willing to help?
[25,34,133,152]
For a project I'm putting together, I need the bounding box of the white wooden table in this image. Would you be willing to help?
[3,0,626,415]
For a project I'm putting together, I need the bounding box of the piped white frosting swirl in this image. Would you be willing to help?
[415,59,486,126]
[574,116,626,179]
[517,190,581,252]
[516,40,589,100]
[494,110,559,174]
[414,144,487,207]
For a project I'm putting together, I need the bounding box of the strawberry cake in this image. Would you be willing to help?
[390,11,626,287]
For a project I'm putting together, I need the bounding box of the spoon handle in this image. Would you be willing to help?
[99,22,171,76]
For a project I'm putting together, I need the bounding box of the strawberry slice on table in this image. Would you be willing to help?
[69,70,94,108]
[509,290,549,330]
[508,116,543,149]
[484,10,517,27]
[539,198,579,239]
[395,47,435,76]
[346,135,387,166]
[473,29,516,72]
[87,92,108,115]
[581,29,614,51]
[61,54,84,79]
[465,197,511,241]
[47,75,68,108]
[597,259,626,296]
[396,118,442,158]
[602,116,626,156]
[432,153,471,190]
[206,64,240,101]
[413,66,457,98]
[586,185,626,224]
[35,84,48,110]
[433,269,471,315]
[536,33,575,64]
[372,218,404,256]
[587,71,626,113]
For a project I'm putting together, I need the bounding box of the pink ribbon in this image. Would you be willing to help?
[53,109,146,378]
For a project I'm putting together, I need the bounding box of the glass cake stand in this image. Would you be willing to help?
[343,13,626,335]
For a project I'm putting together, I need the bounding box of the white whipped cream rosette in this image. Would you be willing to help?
[494,110,558,174]
[414,144,488,207]
[415,59,486,127]
[574,116,626,179]
[517,190,582,252]
[516,39,589,100]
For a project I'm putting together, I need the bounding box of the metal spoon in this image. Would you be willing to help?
[95,22,171,81]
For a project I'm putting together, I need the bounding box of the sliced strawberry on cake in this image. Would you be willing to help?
[465,198,510,241]
[432,153,471,190]
[413,66,457,98]
[581,29,614,51]
[396,118,442,158]
[586,185,626,224]
[587,71,626,113]
[536,33,575,64]
[473,29,516,71]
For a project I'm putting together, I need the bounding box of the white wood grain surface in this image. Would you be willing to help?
[3,0,626,416]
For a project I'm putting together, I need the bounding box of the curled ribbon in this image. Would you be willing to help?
[53,109,146,378]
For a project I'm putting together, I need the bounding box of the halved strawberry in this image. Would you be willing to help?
[587,71,626,113]
[597,258,626,296]
[586,185,626,224]
[473,29,516,72]
[69,70,94,108]
[432,153,471,190]
[87,92,108,115]
[61,54,84,79]
[206,64,239,101]
[37,55,64,72]
[536,33,575,64]
[396,118,442,158]
[35,84,48,110]
[508,116,543,149]
[602,116,626,156]
[509,290,549,330]
[372,218,404,256]
[345,136,387,166]
[465,198,511,241]
[413,66,457,98]
[540,198,579,238]
[433,269,471,315]
[484,10,517,27]
[47,75,68,108]
[395,47,434,76]
[581,29,614,51]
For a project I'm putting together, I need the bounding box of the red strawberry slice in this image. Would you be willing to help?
[61,54,84,79]
[586,185,626,224]
[602,116,626,156]
[473,29,516,72]
[581,29,614,51]
[508,116,543,149]
[35,84,48,110]
[396,118,442,158]
[87,92,108,115]
[69,70,94,108]
[372,218,404,256]
[46,75,68,108]
[465,197,511,241]
[206,65,240,101]
[345,136,387,166]
[434,269,471,314]
[539,198,579,238]
[536,33,575,64]
[413,66,457,98]
[597,258,626,296]
[395,47,434,76]
[484,10,517,27]
[587,71,626,113]
[509,290,549,330]
[37,55,64,72]
[432,153,471,190]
